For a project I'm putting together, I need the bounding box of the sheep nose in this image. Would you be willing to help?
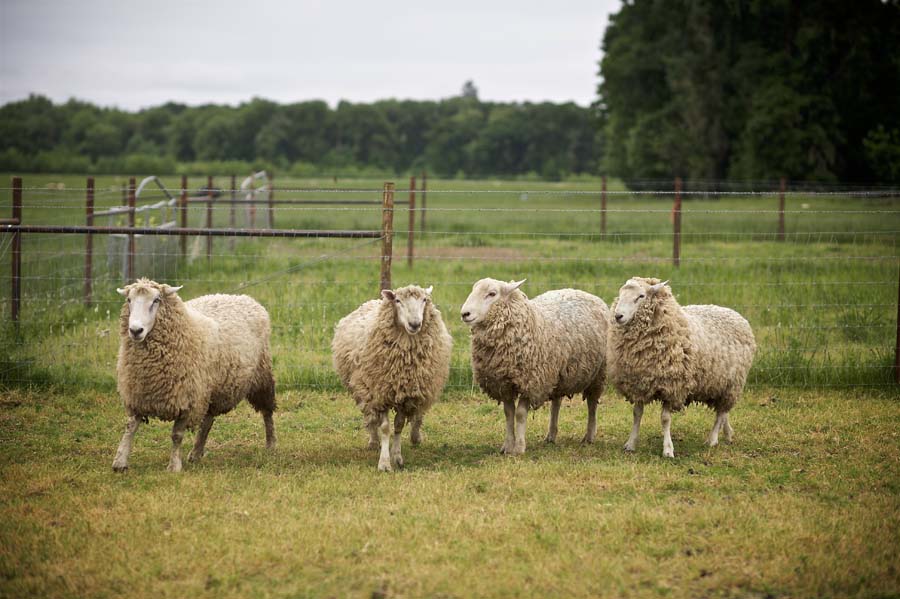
[409,321,421,330]
[129,326,144,337]
[461,311,470,319]
[615,314,624,322]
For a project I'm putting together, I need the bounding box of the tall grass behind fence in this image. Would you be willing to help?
[1,175,898,393]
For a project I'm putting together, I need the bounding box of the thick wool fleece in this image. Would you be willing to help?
[607,278,756,412]
[332,286,453,422]
[470,288,608,409]
[116,282,275,429]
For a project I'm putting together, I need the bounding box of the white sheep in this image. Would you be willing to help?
[461,278,609,455]
[332,284,453,471]
[608,277,757,458]
[112,279,276,472]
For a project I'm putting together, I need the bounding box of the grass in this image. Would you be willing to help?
[1,386,898,598]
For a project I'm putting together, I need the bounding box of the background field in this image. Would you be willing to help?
[1,174,899,598]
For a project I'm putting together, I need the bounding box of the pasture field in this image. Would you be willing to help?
[1,174,898,597]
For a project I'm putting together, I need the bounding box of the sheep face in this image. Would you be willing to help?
[461,278,526,326]
[382,285,433,335]
[117,280,183,342]
[612,278,668,326]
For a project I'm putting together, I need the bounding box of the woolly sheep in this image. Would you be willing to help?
[461,278,609,455]
[332,284,453,472]
[608,277,756,458]
[112,279,276,472]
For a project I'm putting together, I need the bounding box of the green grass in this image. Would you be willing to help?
[0,386,898,598]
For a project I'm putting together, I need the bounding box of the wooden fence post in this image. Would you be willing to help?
[11,176,22,324]
[206,175,214,264]
[601,175,607,239]
[179,175,188,256]
[673,177,682,268]
[268,173,275,229]
[126,177,135,281]
[229,174,236,251]
[408,175,416,268]
[778,177,786,241]
[380,182,395,291]
[84,177,94,306]
[420,171,427,232]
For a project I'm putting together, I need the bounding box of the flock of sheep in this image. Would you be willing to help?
[112,276,756,472]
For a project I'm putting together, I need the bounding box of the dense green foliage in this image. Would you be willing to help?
[0,85,600,180]
[597,0,900,183]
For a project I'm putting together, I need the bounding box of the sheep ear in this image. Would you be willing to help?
[648,280,669,295]
[161,284,183,296]
[424,285,433,296]
[116,287,128,297]
[504,279,526,295]
[381,289,396,301]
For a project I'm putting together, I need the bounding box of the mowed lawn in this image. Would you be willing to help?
[1,386,898,598]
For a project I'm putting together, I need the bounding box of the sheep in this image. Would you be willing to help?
[607,277,756,458]
[332,284,453,472]
[460,278,609,455]
[112,279,276,472]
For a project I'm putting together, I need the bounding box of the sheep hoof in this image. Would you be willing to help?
[663,450,675,459]
[624,443,636,452]
[187,450,203,463]
[581,434,595,445]
[706,438,719,448]
[510,444,526,456]
[410,432,423,446]
[392,456,404,469]
[167,459,183,473]
[377,461,392,472]
[367,440,379,450]
[112,463,128,473]
[543,435,556,445]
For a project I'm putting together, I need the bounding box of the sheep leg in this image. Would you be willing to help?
[544,398,561,444]
[500,399,516,454]
[661,406,675,458]
[707,411,728,447]
[410,413,424,446]
[582,395,599,444]
[512,399,529,455]
[112,416,141,472]
[376,412,393,472]
[263,410,276,450]
[188,413,215,463]
[391,412,406,469]
[167,414,189,472]
[624,402,643,452]
[366,419,379,450]
[724,413,735,443]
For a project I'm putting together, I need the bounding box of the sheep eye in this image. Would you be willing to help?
[152,297,160,305]
[636,294,645,301]
[395,299,400,304]
[487,291,496,298]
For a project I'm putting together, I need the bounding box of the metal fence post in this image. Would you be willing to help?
[778,177,786,241]
[11,176,22,324]
[180,175,188,256]
[84,177,94,306]
[420,171,427,232]
[127,177,136,281]
[673,176,682,268]
[380,182,395,291]
[268,173,275,229]
[206,175,214,264]
[229,174,236,251]
[408,175,416,268]
[601,175,607,239]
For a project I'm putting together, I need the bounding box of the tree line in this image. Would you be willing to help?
[0,85,600,181]
[597,0,900,183]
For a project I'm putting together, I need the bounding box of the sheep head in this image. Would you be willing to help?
[382,285,433,335]
[460,278,526,327]
[117,279,183,342]
[612,277,669,326]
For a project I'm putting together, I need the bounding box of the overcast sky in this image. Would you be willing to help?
[0,0,621,112]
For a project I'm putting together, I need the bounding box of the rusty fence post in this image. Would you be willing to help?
[126,177,136,281]
[601,175,607,239]
[11,176,22,324]
[380,182,395,291]
[206,175,214,264]
[673,176,682,268]
[778,177,786,241]
[84,177,94,306]
[179,175,188,256]
[268,173,275,229]
[408,175,416,268]
[229,174,236,251]
[420,171,427,232]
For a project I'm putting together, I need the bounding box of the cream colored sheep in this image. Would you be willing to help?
[332,285,452,471]
[608,277,756,458]
[461,278,609,455]
[112,279,275,472]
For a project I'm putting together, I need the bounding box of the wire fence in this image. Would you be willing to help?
[1,175,898,394]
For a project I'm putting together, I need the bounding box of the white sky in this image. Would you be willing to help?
[0,0,620,111]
